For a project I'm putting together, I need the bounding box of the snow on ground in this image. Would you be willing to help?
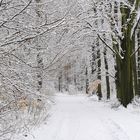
[25,93,140,140]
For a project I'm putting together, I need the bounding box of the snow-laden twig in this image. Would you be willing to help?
[0,0,32,28]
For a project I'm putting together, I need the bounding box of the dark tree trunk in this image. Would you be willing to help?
[35,0,44,92]
[116,1,139,107]
[58,73,62,92]
[91,44,96,74]
[37,53,43,91]
[97,40,102,100]
[85,67,89,94]
[104,48,110,99]
[137,31,140,95]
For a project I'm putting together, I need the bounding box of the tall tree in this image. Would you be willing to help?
[115,0,140,106]
[136,27,140,95]
[85,67,89,94]
[104,47,110,99]
[35,0,44,92]
[97,39,102,100]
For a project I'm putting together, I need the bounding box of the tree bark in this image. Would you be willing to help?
[97,39,102,100]
[85,67,89,94]
[104,48,110,99]
[35,0,44,92]
[137,30,140,95]
[116,1,139,106]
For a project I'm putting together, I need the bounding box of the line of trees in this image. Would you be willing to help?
[55,0,140,107]
[0,1,140,139]
[0,0,74,139]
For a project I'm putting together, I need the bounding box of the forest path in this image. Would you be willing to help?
[26,94,140,140]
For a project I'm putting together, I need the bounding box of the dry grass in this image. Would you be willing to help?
[0,93,51,140]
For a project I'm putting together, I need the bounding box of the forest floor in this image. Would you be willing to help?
[25,93,140,140]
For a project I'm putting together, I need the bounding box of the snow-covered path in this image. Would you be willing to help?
[26,94,140,140]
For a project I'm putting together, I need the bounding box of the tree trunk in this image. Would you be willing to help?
[104,48,110,99]
[85,67,89,94]
[97,40,102,100]
[91,44,96,74]
[116,2,138,107]
[58,72,62,92]
[116,36,134,107]
[35,0,44,92]
[137,30,140,95]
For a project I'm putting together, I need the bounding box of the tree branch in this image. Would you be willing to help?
[130,47,140,57]
[0,19,64,47]
[0,0,32,28]
[97,34,117,55]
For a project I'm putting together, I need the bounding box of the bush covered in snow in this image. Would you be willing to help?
[0,93,51,140]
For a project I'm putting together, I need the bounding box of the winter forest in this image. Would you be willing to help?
[0,0,140,140]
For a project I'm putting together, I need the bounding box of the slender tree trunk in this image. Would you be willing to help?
[35,0,44,92]
[58,72,62,92]
[137,31,140,95]
[104,48,110,99]
[91,44,96,74]
[74,74,77,86]
[97,40,102,100]
[85,67,89,94]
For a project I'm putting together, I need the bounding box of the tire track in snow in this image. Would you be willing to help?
[102,119,130,140]
[84,98,130,140]
[26,94,137,140]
